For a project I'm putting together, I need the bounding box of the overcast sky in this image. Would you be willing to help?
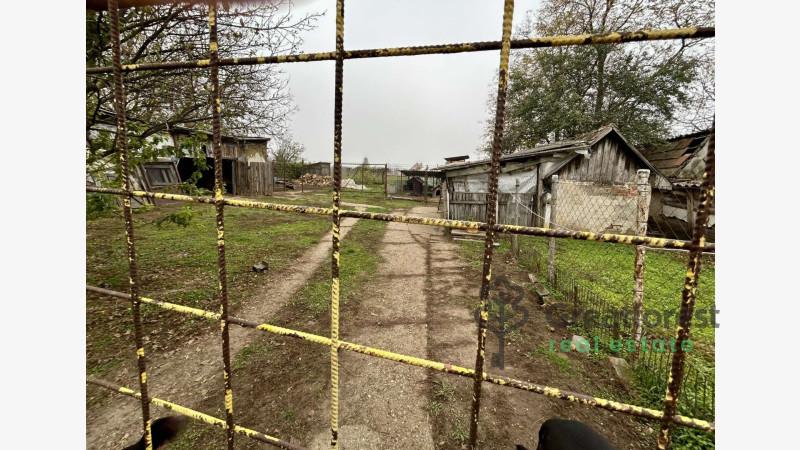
[274,0,540,167]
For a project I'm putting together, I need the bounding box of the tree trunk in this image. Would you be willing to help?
[594,48,607,124]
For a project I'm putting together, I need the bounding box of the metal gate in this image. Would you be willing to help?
[86,1,715,449]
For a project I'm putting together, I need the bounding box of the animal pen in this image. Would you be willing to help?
[85,1,715,449]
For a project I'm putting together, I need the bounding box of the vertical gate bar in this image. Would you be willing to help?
[107,0,152,448]
[657,126,715,449]
[630,169,651,365]
[208,5,236,449]
[468,1,514,448]
[330,0,345,448]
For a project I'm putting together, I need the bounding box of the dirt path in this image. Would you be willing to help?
[298,203,650,449]
[307,206,439,449]
[86,212,363,450]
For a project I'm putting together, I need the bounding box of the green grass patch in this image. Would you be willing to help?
[86,201,331,380]
[293,218,388,316]
[233,340,278,371]
[517,237,715,343]
[425,401,443,417]
[432,380,456,402]
[527,345,575,377]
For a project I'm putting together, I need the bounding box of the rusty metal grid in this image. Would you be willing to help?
[86,1,716,449]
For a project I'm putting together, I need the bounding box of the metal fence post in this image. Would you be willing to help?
[107,1,152,447]
[548,175,559,283]
[301,159,304,193]
[424,166,429,204]
[512,178,520,257]
[631,170,651,362]
[469,1,515,447]
[384,163,388,198]
[657,128,715,448]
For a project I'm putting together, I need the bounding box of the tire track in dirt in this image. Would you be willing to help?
[307,206,438,449]
[86,211,366,450]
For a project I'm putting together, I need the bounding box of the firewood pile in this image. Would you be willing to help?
[296,173,332,186]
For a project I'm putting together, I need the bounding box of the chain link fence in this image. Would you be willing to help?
[509,167,715,422]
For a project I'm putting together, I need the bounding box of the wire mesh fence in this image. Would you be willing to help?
[511,166,716,423]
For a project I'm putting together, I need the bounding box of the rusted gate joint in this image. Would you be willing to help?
[86,377,305,450]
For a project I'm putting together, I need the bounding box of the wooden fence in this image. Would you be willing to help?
[447,192,535,225]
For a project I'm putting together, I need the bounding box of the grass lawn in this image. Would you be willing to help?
[86,200,331,378]
[461,236,715,347]
[456,234,716,442]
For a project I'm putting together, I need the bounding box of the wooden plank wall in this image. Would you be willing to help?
[559,136,641,183]
[235,161,272,196]
[448,192,535,225]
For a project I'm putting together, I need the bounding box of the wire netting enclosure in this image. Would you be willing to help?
[85,1,715,449]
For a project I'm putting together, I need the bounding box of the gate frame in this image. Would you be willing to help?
[86,1,716,449]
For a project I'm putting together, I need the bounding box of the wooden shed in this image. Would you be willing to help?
[302,162,332,177]
[88,110,273,202]
[640,129,715,240]
[439,125,670,234]
[170,127,273,197]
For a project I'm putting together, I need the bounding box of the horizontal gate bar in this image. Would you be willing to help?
[85,187,713,251]
[85,27,714,74]
[86,376,305,450]
[87,285,714,432]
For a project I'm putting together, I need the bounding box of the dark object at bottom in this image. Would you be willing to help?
[516,418,617,450]
[123,415,188,450]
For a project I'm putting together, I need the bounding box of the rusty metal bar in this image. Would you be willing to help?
[469,2,513,446]
[86,285,714,433]
[85,187,714,252]
[208,5,235,448]
[329,1,345,447]
[106,0,152,448]
[86,27,714,74]
[631,169,651,364]
[86,377,306,450]
[657,127,716,449]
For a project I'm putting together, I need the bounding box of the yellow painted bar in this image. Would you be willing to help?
[87,285,713,432]
[86,26,713,74]
[86,377,305,450]
[85,187,713,252]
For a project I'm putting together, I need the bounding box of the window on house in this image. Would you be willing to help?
[144,163,179,186]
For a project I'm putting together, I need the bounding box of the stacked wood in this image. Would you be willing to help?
[296,173,332,186]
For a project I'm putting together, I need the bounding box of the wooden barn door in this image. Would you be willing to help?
[235,161,271,196]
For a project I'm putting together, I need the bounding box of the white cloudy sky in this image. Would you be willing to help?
[273,0,540,167]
